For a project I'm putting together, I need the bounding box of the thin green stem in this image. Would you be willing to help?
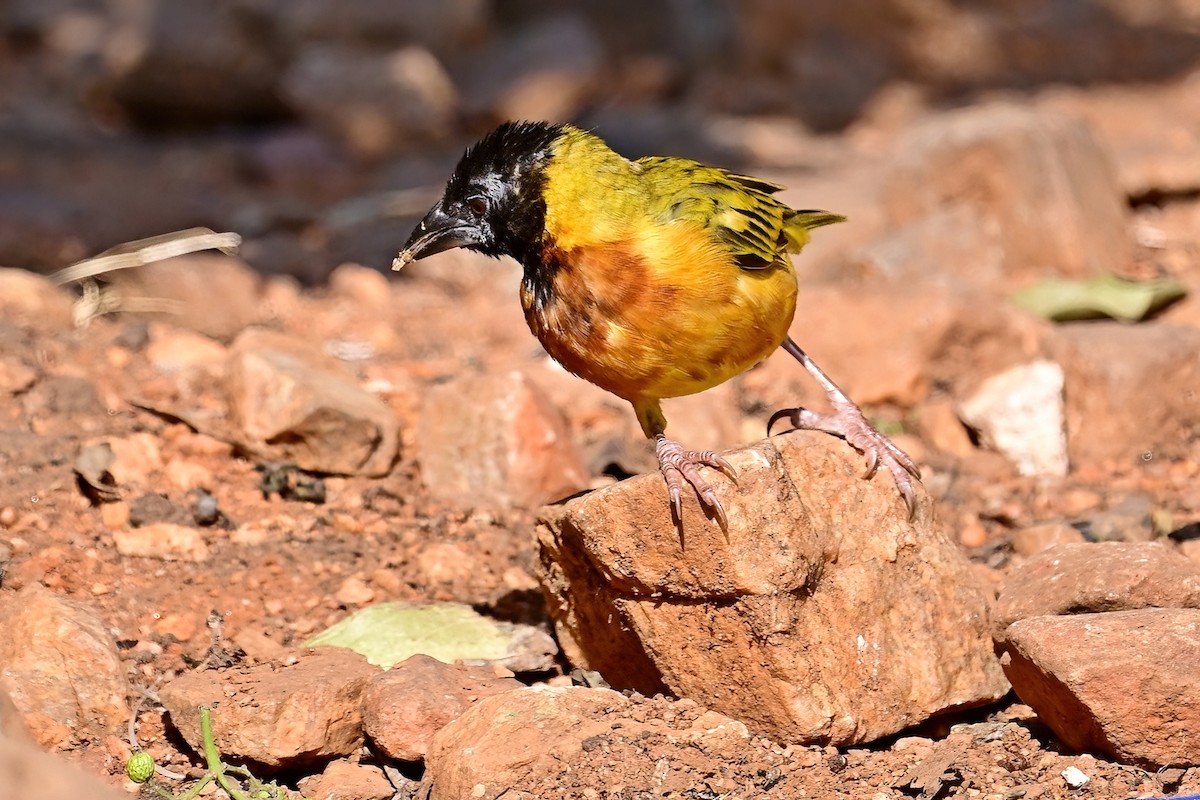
[151,773,211,800]
[199,706,251,800]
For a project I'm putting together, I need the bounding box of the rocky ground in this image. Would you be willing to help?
[2,2,1200,800]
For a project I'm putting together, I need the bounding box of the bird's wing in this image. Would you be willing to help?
[638,157,794,270]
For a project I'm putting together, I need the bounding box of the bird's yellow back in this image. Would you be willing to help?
[522,127,842,405]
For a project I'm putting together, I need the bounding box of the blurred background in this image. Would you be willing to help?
[4,0,1200,282]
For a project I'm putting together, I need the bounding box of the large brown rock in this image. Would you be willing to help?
[1049,323,1200,466]
[995,542,1200,632]
[536,431,1009,745]
[160,648,379,769]
[0,586,129,745]
[1000,609,1200,768]
[226,328,400,476]
[885,103,1131,284]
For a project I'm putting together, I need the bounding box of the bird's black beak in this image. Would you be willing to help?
[392,204,483,270]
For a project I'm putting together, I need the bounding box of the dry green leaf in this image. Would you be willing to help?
[304,601,556,670]
[1012,275,1186,322]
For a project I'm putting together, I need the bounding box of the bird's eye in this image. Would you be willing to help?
[467,197,488,217]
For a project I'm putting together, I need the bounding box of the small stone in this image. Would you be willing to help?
[99,501,130,530]
[189,490,222,527]
[335,577,375,607]
[1061,766,1089,789]
[165,458,214,492]
[959,361,1067,478]
[128,492,185,527]
[146,325,229,374]
[160,649,379,769]
[112,523,210,563]
[105,433,164,487]
[1049,323,1200,465]
[226,328,400,476]
[917,398,976,458]
[994,541,1200,632]
[423,687,750,799]
[104,254,263,343]
[298,759,394,800]
[958,516,989,548]
[0,269,74,332]
[1009,522,1085,558]
[154,613,199,642]
[1076,493,1156,543]
[362,654,522,762]
[328,264,393,310]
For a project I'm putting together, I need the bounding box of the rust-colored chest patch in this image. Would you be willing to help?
[519,231,796,402]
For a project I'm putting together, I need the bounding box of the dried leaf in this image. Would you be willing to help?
[305,601,557,671]
[1012,275,1186,322]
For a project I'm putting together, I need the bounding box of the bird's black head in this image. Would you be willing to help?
[394,121,565,270]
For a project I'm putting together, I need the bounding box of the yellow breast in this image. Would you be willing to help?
[522,221,798,403]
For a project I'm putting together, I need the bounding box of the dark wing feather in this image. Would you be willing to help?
[638,156,792,269]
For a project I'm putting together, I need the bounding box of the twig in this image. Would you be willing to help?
[50,228,242,285]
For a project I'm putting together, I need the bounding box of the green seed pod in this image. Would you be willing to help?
[126,750,155,783]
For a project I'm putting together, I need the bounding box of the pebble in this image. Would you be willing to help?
[335,577,375,606]
[1061,766,1089,789]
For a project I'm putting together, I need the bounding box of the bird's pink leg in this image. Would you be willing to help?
[768,337,921,518]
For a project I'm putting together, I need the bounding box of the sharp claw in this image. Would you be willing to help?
[707,495,729,535]
[901,455,922,480]
[712,454,738,483]
[692,450,738,482]
[902,484,917,521]
[861,448,880,480]
[655,436,735,532]
[766,408,795,436]
[769,399,923,520]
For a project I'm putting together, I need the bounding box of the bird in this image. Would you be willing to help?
[394,121,920,527]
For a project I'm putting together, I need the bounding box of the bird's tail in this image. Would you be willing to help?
[782,209,846,253]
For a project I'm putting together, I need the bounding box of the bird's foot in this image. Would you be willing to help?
[654,434,737,530]
[768,401,921,519]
